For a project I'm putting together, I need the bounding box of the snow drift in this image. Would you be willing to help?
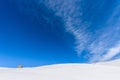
[0,59,120,80]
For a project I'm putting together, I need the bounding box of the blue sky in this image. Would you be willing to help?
[0,0,120,67]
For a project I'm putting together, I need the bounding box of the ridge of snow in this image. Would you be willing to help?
[97,59,120,67]
[0,62,120,80]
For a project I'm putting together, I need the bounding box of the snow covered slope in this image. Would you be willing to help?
[0,61,120,80]
[97,59,120,67]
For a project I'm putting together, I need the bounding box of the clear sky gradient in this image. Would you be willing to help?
[0,0,120,67]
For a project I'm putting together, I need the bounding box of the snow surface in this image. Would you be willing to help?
[0,60,120,80]
[97,59,120,67]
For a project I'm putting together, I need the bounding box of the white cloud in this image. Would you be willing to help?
[89,4,120,62]
[100,43,120,61]
[43,0,91,55]
[41,0,120,62]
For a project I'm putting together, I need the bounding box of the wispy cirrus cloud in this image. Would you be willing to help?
[88,3,120,62]
[43,0,91,54]
[100,43,120,61]
[41,0,120,62]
